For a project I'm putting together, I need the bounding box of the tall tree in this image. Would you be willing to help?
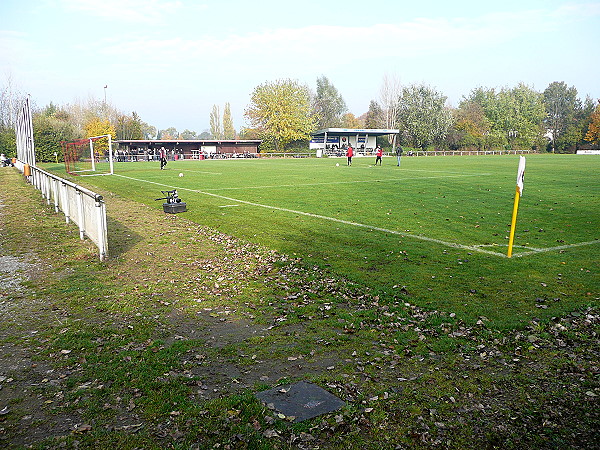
[115,111,143,140]
[379,74,402,129]
[543,81,581,152]
[245,79,315,152]
[584,100,600,144]
[498,83,545,150]
[365,100,384,129]
[0,74,24,157]
[210,105,223,139]
[397,83,452,150]
[223,102,236,139]
[313,76,347,129]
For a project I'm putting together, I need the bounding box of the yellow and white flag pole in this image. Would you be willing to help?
[507,156,526,258]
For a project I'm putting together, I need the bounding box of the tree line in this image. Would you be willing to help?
[1,74,599,162]
[243,76,600,153]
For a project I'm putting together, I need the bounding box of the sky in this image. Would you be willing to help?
[1,0,599,134]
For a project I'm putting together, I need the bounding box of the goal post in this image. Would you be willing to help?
[63,134,114,176]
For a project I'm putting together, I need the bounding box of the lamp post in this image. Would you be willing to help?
[104,85,108,104]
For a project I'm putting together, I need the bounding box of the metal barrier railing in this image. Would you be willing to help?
[16,161,108,261]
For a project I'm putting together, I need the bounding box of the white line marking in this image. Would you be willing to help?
[201,173,492,191]
[514,240,600,257]
[114,174,599,258]
[219,204,240,208]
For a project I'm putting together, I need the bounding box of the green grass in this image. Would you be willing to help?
[42,154,600,329]
[2,163,598,449]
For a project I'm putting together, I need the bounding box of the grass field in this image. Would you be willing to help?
[2,155,599,448]
[43,154,599,329]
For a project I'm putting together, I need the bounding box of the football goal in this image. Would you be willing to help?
[63,134,114,176]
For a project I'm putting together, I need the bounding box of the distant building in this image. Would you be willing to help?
[115,139,262,160]
[310,128,399,156]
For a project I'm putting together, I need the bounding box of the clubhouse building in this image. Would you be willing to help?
[115,139,262,160]
[310,128,399,156]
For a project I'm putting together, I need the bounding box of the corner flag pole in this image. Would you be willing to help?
[507,156,526,258]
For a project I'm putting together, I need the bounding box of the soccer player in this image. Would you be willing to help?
[346,145,353,166]
[159,147,167,170]
[375,145,383,165]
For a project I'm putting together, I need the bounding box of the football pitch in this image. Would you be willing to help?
[51,154,599,327]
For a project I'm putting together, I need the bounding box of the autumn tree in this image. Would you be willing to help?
[158,127,178,140]
[83,116,115,158]
[313,76,347,129]
[451,100,491,150]
[115,111,143,140]
[365,100,384,129]
[585,100,600,144]
[245,79,315,152]
[223,102,236,139]
[341,113,362,129]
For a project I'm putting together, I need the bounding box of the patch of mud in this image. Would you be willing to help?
[0,255,32,295]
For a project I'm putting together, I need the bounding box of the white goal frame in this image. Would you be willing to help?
[64,134,114,176]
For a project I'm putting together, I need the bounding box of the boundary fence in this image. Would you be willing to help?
[15,160,108,261]
[258,150,535,158]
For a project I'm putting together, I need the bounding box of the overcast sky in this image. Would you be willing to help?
[1,0,599,134]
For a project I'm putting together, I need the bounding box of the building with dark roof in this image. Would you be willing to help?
[115,139,261,160]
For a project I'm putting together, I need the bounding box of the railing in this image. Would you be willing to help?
[15,160,108,261]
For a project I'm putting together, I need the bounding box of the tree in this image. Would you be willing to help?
[341,113,361,129]
[313,76,347,129]
[584,100,600,144]
[141,121,157,139]
[245,79,315,152]
[543,81,581,152]
[379,73,402,146]
[115,111,144,140]
[365,100,384,129]
[210,105,223,139]
[159,127,178,140]
[223,102,235,139]
[498,83,545,150]
[33,106,78,162]
[0,75,24,157]
[397,83,452,150]
[84,117,116,158]
[180,129,198,139]
[451,100,491,150]
[462,84,546,150]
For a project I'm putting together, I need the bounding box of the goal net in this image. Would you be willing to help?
[63,134,114,176]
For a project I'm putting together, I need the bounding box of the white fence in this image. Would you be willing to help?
[16,161,108,261]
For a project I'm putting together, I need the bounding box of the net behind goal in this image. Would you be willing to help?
[63,134,114,176]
